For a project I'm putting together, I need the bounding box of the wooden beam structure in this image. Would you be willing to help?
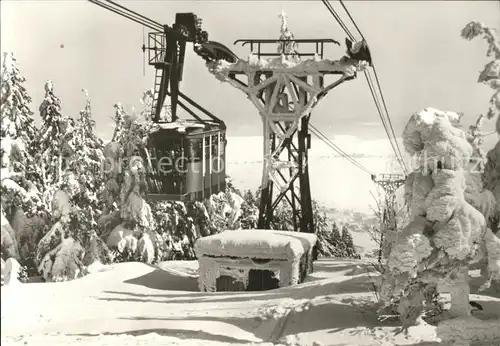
[207,40,360,232]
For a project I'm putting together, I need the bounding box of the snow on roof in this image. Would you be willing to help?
[194,229,317,260]
[149,120,209,134]
[208,54,362,76]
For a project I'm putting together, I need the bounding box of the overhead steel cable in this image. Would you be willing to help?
[321,0,408,174]
[339,0,365,41]
[88,0,163,31]
[370,67,408,173]
[321,0,355,41]
[363,67,407,174]
[364,70,408,174]
[101,0,163,29]
[310,124,375,176]
[337,0,408,174]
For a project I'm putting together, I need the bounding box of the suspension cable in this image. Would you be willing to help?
[339,0,365,41]
[101,0,163,28]
[338,0,408,174]
[310,124,375,176]
[364,70,408,174]
[88,0,163,31]
[371,69,407,174]
[321,0,408,174]
[321,0,355,41]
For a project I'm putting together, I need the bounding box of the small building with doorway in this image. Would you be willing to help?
[194,229,317,292]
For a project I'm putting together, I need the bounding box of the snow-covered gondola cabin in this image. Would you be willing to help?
[144,120,226,201]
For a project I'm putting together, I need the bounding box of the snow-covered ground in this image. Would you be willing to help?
[2,255,499,346]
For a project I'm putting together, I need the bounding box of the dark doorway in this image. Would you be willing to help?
[246,269,280,291]
[216,275,246,292]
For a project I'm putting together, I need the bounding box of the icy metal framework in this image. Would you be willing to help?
[208,39,362,233]
[371,173,406,195]
[371,173,406,260]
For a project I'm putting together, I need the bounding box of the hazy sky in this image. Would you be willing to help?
[1,0,499,151]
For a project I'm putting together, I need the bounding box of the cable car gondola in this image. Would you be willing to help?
[86,2,238,202]
[146,115,226,202]
[138,12,233,202]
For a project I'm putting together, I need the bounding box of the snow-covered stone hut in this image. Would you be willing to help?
[195,229,317,292]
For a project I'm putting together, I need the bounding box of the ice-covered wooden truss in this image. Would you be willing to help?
[207,47,365,233]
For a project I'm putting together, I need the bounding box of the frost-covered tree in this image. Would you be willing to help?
[0,52,41,220]
[379,108,500,339]
[0,53,38,157]
[38,80,67,189]
[316,222,341,257]
[98,101,156,263]
[461,22,500,134]
[65,90,105,213]
[35,90,111,281]
[462,22,500,237]
[0,52,49,274]
[369,188,408,264]
[36,177,111,282]
[341,225,358,258]
[316,221,360,259]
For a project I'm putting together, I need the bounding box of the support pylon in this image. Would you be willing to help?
[371,173,406,195]
[206,13,368,233]
[371,173,406,261]
[208,50,363,233]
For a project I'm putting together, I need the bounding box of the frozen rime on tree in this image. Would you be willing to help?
[379,108,500,343]
[0,53,46,272]
[1,52,37,154]
[99,103,155,263]
[36,91,111,282]
[38,80,67,188]
[461,21,500,133]
[1,53,40,214]
[461,22,500,239]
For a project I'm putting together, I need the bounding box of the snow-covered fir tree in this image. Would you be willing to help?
[35,90,112,281]
[0,52,41,220]
[461,22,500,134]
[0,53,38,155]
[461,23,500,236]
[38,80,67,189]
[66,90,105,212]
[316,222,342,257]
[341,225,359,259]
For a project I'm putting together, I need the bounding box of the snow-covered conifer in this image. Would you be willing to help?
[0,52,38,155]
[341,225,359,259]
[461,22,500,133]
[38,80,67,187]
[0,52,41,219]
[462,23,500,235]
